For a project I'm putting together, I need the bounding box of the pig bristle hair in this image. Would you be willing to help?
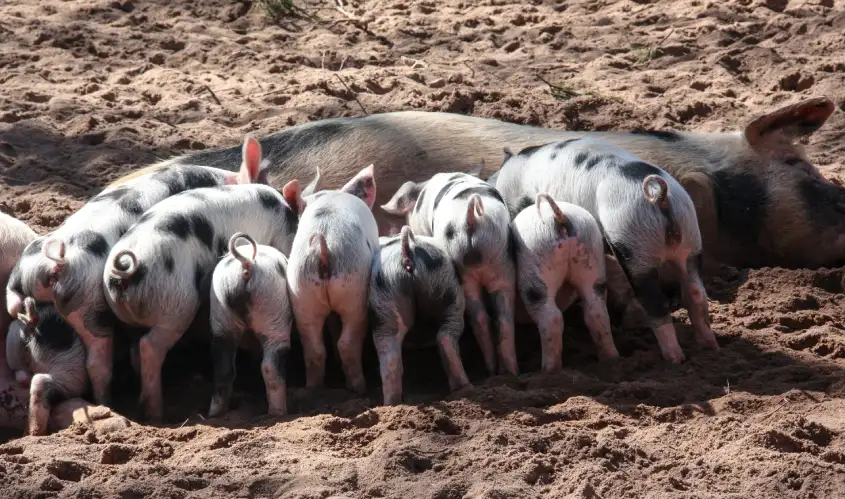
[466,194,485,228]
[110,249,139,280]
[535,193,567,225]
[642,175,669,208]
[42,238,67,265]
[229,232,258,280]
[400,225,415,274]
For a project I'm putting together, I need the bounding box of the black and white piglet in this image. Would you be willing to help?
[102,178,302,422]
[1,212,38,379]
[5,136,267,406]
[382,169,518,376]
[369,226,471,405]
[6,298,87,436]
[511,194,619,372]
[495,138,718,363]
[287,165,379,395]
[208,232,292,418]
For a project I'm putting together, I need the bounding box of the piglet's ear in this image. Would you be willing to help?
[302,168,324,197]
[281,179,306,216]
[237,135,263,184]
[467,159,485,178]
[340,164,377,210]
[744,96,836,149]
[380,180,421,216]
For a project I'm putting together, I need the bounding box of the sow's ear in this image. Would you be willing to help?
[340,164,377,209]
[744,96,835,149]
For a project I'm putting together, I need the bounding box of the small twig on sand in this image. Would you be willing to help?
[178,416,191,429]
[202,85,222,106]
[465,61,509,85]
[333,0,356,19]
[536,73,578,100]
[152,116,177,129]
[462,61,476,78]
[333,73,368,115]
[256,86,292,98]
[655,27,675,50]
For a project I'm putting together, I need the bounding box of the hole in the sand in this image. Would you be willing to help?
[393,449,433,474]
[100,444,135,465]
[811,269,845,294]
[172,476,210,491]
[46,460,91,482]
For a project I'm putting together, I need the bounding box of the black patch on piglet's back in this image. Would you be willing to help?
[156,214,192,240]
[70,230,109,257]
[453,185,505,206]
[257,189,283,212]
[618,161,663,182]
[189,214,215,250]
[118,190,145,216]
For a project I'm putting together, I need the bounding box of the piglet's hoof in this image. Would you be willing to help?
[49,398,131,434]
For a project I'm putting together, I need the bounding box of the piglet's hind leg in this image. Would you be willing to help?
[261,341,291,416]
[680,265,719,351]
[462,278,497,375]
[209,333,238,418]
[139,324,188,422]
[28,373,60,436]
[577,284,620,360]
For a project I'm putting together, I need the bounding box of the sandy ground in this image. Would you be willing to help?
[1,0,845,497]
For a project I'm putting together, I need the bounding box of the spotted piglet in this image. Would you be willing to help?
[495,138,718,363]
[511,194,619,372]
[5,136,268,406]
[382,170,517,376]
[369,226,470,405]
[287,165,380,395]
[208,232,292,418]
[103,178,302,422]
[1,212,37,379]
[6,298,87,435]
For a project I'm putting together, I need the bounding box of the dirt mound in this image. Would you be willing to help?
[1,0,844,497]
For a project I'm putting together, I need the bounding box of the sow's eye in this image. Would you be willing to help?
[784,158,805,166]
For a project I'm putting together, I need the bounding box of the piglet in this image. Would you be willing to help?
[209,232,292,418]
[5,136,268,407]
[102,178,302,422]
[511,194,619,372]
[1,212,38,379]
[369,226,471,405]
[382,169,517,376]
[287,165,379,395]
[6,298,87,436]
